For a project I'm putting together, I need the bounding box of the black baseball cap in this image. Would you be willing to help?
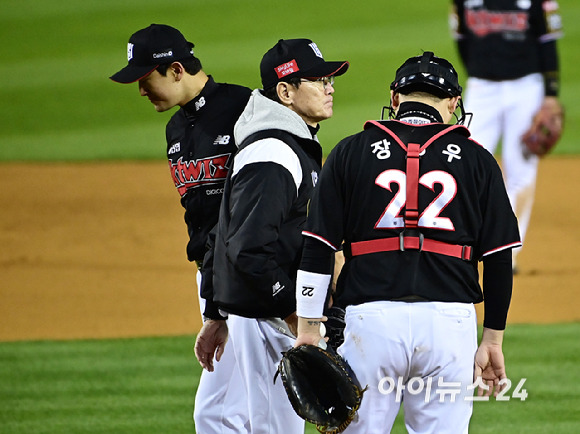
[390,51,462,98]
[260,39,349,90]
[110,24,195,84]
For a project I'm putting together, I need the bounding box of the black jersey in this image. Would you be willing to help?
[451,0,562,80]
[165,77,251,263]
[303,102,521,308]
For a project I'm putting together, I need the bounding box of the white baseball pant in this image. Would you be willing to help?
[465,73,545,266]
[227,314,305,434]
[193,270,249,433]
[340,301,477,434]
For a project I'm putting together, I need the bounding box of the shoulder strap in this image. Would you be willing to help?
[346,121,474,261]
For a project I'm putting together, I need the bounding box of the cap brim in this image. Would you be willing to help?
[302,61,349,79]
[110,64,159,84]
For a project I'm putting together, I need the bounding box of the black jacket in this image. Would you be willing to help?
[204,90,322,319]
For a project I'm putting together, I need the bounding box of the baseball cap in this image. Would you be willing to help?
[260,39,349,90]
[390,51,462,98]
[110,24,195,84]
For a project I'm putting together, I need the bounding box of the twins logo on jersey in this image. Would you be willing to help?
[168,153,231,196]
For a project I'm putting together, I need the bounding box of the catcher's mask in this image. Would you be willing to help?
[383,51,472,126]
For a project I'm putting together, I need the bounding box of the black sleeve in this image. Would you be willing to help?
[201,225,227,320]
[481,249,513,330]
[452,0,470,67]
[299,236,335,275]
[538,40,560,96]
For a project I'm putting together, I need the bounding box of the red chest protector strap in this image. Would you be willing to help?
[348,121,473,261]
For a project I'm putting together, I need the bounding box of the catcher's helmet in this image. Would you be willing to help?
[390,51,462,98]
[385,51,471,125]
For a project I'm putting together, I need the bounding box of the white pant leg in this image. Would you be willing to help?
[500,74,543,257]
[466,75,544,265]
[464,77,503,155]
[340,301,477,434]
[340,304,408,433]
[229,315,304,434]
[403,302,477,434]
[193,271,250,433]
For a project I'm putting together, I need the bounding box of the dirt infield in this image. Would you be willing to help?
[0,158,578,342]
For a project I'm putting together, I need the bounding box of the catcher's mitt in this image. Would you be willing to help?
[275,344,366,433]
[522,98,564,157]
[323,306,346,350]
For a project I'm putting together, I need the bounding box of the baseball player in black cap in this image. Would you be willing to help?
[110,24,251,433]
[294,51,521,433]
[194,38,348,433]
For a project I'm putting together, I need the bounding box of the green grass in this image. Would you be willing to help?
[1,0,579,161]
[1,324,579,433]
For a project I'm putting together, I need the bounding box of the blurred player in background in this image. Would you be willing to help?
[450,0,564,273]
[110,23,251,433]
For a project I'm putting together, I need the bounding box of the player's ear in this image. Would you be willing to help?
[390,91,400,111]
[448,96,460,115]
[277,82,293,105]
[170,62,184,81]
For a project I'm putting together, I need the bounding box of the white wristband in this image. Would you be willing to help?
[296,269,331,318]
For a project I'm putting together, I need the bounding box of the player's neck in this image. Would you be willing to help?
[181,71,210,106]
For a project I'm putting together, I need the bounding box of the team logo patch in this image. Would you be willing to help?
[309,42,324,59]
[276,59,299,79]
[127,43,134,61]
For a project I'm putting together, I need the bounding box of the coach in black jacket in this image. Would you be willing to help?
[194,38,348,433]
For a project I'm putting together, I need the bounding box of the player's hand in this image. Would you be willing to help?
[284,312,299,337]
[294,316,327,348]
[474,327,506,397]
[194,319,228,372]
[522,96,564,157]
